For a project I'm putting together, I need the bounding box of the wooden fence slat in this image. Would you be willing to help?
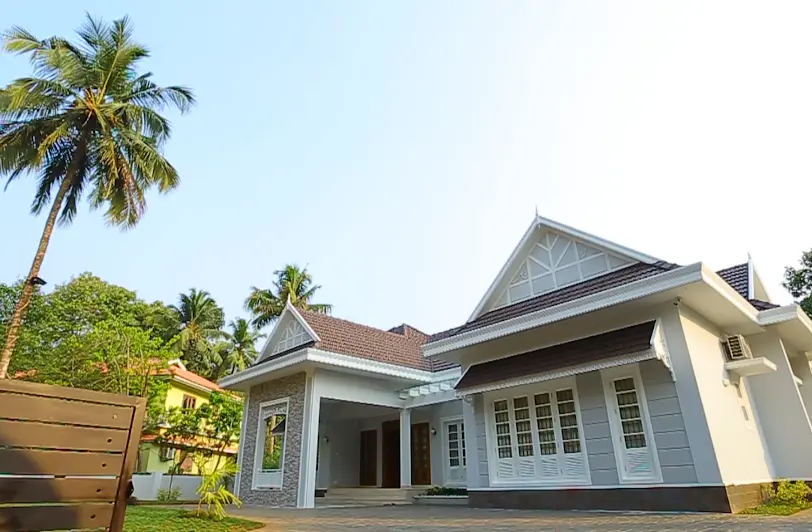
[110,396,147,532]
[0,392,133,428]
[0,503,114,532]
[0,379,140,407]
[0,477,118,503]
[0,448,124,476]
[0,419,129,452]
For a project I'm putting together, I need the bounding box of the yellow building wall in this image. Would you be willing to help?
[139,378,237,475]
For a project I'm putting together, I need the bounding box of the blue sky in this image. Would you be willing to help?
[3,1,812,335]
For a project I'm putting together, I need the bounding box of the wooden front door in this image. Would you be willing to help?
[359,429,377,486]
[381,420,400,488]
[411,422,432,485]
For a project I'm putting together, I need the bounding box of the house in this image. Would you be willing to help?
[138,360,240,474]
[220,214,812,512]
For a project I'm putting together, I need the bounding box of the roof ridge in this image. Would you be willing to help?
[297,308,428,344]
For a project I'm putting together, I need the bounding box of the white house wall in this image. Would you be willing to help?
[746,331,812,478]
[677,306,773,484]
[314,368,405,408]
[788,353,812,421]
[321,418,361,487]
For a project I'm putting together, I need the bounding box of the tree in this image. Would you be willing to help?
[1,273,176,389]
[169,289,224,377]
[211,318,264,380]
[245,264,331,328]
[0,14,194,378]
[784,250,812,318]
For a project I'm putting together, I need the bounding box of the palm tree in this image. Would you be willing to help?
[245,264,331,328]
[211,318,264,380]
[169,289,224,375]
[0,15,194,378]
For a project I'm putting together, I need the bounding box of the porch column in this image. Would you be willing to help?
[462,395,482,489]
[399,408,411,487]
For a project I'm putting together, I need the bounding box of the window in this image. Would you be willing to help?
[602,367,661,483]
[488,380,588,484]
[253,399,289,488]
[182,394,196,410]
[444,419,467,485]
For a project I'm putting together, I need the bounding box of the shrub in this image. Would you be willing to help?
[424,486,467,496]
[768,479,812,506]
[156,487,182,503]
[197,462,242,520]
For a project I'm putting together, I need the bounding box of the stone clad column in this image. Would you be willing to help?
[399,408,411,487]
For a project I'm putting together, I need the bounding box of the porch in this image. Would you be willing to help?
[315,397,466,501]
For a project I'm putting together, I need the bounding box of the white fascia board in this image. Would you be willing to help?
[467,215,663,322]
[758,304,808,326]
[699,264,760,322]
[219,349,309,389]
[306,348,434,382]
[172,375,216,396]
[426,263,705,358]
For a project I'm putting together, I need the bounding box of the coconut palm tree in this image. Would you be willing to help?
[169,289,224,375]
[0,15,194,378]
[211,318,264,380]
[245,265,331,328]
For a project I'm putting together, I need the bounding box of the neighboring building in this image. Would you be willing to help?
[220,214,812,512]
[139,360,240,474]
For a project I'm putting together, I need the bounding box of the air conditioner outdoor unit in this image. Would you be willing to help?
[724,334,753,361]
[159,447,176,461]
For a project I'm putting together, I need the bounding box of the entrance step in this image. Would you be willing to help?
[322,487,425,506]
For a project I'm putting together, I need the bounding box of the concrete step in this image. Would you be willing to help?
[324,487,424,503]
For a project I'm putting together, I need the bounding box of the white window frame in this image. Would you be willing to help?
[601,364,662,484]
[441,416,467,487]
[483,376,591,487]
[252,397,289,489]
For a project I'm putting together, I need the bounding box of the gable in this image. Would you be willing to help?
[469,215,661,321]
[489,228,637,312]
[257,307,318,363]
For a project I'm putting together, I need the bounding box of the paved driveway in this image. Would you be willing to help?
[230,505,812,531]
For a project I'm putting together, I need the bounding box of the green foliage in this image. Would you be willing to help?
[769,479,812,506]
[2,274,175,395]
[124,507,263,532]
[156,487,181,503]
[245,264,331,328]
[169,288,225,378]
[784,251,812,318]
[741,480,812,515]
[424,486,467,496]
[0,14,194,228]
[196,461,241,520]
[153,391,243,474]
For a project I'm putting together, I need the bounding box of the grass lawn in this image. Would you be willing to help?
[124,507,264,532]
[739,501,812,516]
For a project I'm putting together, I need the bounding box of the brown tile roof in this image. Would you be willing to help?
[456,321,656,391]
[428,262,680,343]
[298,310,456,372]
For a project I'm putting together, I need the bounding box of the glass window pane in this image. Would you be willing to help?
[262,414,286,471]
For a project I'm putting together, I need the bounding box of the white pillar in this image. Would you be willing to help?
[462,395,481,488]
[399,408,411,487]
[299,373,321,508]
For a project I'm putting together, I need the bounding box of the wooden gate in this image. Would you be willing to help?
[0,379,146,532]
